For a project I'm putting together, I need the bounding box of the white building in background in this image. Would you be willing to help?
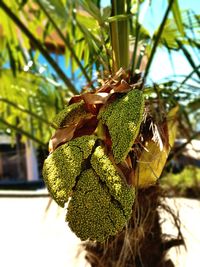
[0,134,39,182]
[183,139,200,160]
[25,140,39,181]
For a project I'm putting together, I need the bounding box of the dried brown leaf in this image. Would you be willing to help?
[49,125,77,153]
[49,113,95,153]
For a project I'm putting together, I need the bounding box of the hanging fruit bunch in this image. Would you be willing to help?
[43,69,178,242]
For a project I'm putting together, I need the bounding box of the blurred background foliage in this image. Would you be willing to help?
[162,165,200,197]
[0,3,199,266]
[0,0,199,155]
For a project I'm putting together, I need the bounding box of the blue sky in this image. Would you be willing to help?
[35,0,199,88]
[101,0,199,11]
[100,0,200,82]
[138,0,199,82]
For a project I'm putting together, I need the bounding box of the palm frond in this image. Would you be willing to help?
[0,69,65,144]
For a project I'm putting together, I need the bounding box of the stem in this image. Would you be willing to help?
[110,0,129,72]
[99,25,112,74]
[176,39,200,79]
[176,64,200,90]
[131,0,141,74]
[144,0,175,80]
[36,0,92,87]
[110,1,120,72]
[0,1,78,95]
[117,1,129,69]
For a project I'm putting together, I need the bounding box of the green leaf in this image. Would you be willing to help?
[144,0,175,79]
[169,0,184,36]
[0,69,64,145]
[107,14,132,23]
[79,0,104,25]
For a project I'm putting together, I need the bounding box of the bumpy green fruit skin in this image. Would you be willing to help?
[53,101,86,128]
[91,146,134,218]
[99,89,144,163]
[43,88,143,242]
[66,146,135,242]
[42,135,97,207]
[66,168,134,242]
